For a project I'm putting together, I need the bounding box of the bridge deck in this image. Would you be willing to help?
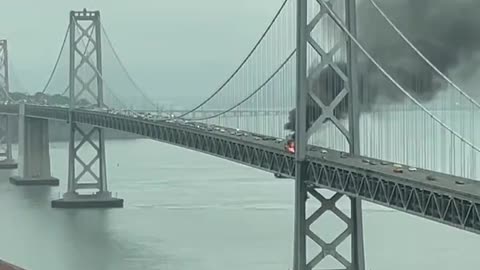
[1,104,479,234]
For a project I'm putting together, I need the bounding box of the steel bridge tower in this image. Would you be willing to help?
[294,0,364,269]
[0,40,17,169]
[52,9,123,208]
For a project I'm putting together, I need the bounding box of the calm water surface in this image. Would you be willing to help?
[0,139,479,270]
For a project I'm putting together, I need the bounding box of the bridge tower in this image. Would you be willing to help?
[51,9,123,208]
[0,40,17,169]
[294,0,364,270]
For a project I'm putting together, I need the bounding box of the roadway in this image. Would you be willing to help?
[0,104,479,234]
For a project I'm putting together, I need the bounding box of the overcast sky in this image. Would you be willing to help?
[1,0,282,106]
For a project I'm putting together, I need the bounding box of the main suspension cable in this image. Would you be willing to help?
[176,0,290,118]
[100,23,157,109]
[182,49,295,121]
[41,23,70,94]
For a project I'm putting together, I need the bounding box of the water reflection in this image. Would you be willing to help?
[1,140,480,270]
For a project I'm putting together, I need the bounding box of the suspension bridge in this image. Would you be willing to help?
[1,0,480,269]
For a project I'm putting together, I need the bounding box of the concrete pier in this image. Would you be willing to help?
[51,192,123,208]
[9,104,59,186]
[0,115,17,169]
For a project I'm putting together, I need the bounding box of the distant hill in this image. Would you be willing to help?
[6,91,91,107]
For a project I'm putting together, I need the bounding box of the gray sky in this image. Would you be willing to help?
[1,0,282,106]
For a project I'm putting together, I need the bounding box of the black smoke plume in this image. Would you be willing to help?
[285,0,480,132]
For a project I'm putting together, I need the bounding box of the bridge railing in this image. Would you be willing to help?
[24,105,69,121]
[0,104,19,115]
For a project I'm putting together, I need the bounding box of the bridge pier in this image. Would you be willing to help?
[0,40,16,169]
[0,115,17,169]
[10,104,59,185]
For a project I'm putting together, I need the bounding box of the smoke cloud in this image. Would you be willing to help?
[285,0,480,132]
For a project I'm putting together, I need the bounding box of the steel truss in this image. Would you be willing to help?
[296,0,363,269]
[1,104,480,231]
[65,9,110,197]
[70,108,480,233]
